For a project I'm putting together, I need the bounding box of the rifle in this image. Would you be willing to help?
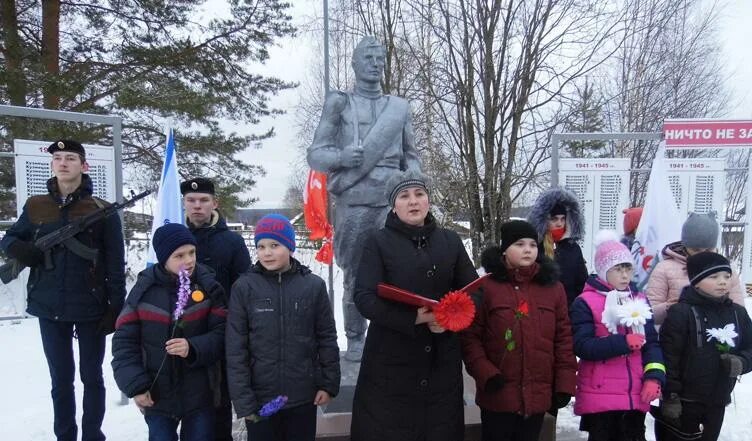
[0,190,152,284]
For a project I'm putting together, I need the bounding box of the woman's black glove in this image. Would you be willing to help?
[485,375,505,393]
[552,392,571,409]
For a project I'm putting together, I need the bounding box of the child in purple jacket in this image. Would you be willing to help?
[569,232,665,441]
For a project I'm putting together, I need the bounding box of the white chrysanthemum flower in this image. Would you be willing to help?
[706,323,738,348]
[617,298,653,335]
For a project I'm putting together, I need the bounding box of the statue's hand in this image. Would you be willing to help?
[322,91,347,118]
[340,144,364,168]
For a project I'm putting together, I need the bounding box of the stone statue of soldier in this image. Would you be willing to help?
[307,36,422,362]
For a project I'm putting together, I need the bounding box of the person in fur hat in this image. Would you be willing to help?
[462,220,577,441]
[569,231,665,441]
[528,187,588,306]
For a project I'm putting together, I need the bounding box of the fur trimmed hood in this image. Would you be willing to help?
[527,187,585,240]
[480,245,560,286]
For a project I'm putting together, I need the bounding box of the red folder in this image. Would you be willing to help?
[376,283,438,307]
[376,274,489,308]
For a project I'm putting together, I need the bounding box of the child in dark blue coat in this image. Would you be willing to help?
[112,223,227,441]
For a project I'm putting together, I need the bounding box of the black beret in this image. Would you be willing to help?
[180,177,215,195]
[47,140,86,158]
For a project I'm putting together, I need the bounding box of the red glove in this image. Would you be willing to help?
[626,334,645,351]
[640,379,661,403]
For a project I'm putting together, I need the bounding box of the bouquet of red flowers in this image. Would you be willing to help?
[377,275,488,331]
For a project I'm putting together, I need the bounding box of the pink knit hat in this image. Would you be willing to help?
[594,230,633,282]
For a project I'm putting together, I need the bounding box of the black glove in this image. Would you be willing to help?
[720,353,744,378]
[661,394,682,421]
[7,240,44,267]
[485,375,504,393]
[552,392,571,409]
[97,304,121,335]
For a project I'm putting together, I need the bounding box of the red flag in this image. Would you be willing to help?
[303,170,334,265]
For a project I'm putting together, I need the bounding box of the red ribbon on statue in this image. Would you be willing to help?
[376,274,489,331]
[304,170,334,265]
[314,224,334,265]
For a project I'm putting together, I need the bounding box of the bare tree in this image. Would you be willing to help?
[603,0,729,205]
[394,0,625,259]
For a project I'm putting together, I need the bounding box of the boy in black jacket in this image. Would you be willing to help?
[658,252,752,441]
[112,223,227,440]
[226,214,340,441]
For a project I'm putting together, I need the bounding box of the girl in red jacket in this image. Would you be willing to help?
[462,220,577,441]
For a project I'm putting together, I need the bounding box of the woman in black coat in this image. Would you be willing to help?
[350,170,478,441]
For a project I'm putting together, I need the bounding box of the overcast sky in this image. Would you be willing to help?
[243,0,752,208]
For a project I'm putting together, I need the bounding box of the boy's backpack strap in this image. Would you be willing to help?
[690,306,704,349]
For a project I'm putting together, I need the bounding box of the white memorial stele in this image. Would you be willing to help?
[559,158,630,272]
[560,157,727,274]
[664,159,726,221]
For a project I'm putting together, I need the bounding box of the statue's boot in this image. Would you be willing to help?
[344,336,365,362]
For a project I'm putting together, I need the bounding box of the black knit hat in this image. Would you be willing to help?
[180,177,215,195]
[687,251,732,285]
[153,223,198,266]
[47,140,86,159]
[500,220,539,253]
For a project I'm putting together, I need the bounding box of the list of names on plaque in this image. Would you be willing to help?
[668,175,683,212]
[598,175,622,231]
[23,160,53,197]
[692,175,715,214]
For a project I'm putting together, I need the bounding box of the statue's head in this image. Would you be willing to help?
[352,36,386,84]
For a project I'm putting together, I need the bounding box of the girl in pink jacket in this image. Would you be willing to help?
[646,212,745,325]
[570,232,665,441]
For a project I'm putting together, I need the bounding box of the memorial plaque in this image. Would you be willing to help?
[560,159,631,272]
[664,159,725,217]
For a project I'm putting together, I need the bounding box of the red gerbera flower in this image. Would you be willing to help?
[518,299,529,315]
[433,290,476,331]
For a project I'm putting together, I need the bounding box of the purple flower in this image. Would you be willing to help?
[173,266,191,321]
[258,395,288,417]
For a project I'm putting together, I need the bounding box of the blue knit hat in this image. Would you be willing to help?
[153,223,197,266]
[255,214,296,252]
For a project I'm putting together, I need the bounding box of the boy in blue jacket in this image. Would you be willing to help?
[112,223,226,440]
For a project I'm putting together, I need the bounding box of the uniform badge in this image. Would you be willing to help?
[191,182,198,190]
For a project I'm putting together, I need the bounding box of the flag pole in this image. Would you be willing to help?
[323,0,334,307]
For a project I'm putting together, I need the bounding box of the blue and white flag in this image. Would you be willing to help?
[147,128,184,266]
[631,143,683,289]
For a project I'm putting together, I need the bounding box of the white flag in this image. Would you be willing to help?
[147,128,184,266]
[631,143,683,289]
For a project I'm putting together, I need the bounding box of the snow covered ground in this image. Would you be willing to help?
[1,245,751,440]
